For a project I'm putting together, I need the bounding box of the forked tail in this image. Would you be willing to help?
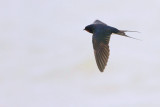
[116,30,141,40]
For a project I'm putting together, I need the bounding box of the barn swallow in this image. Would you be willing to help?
[84,20,139,72]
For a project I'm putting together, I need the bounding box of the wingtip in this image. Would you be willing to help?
[99,68,105,72]
[93,19,100,23]
[93,20,108,26]
[94,19,100,22]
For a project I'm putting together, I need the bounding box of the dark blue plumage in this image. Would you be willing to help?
[84,20,138,72]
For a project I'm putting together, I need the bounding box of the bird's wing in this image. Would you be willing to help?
[92,35,111,72]
[93,20,107,25]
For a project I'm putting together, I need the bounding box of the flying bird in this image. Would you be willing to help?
[84,20,139,72]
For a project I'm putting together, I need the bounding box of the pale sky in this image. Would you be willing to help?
[0,0,160,107]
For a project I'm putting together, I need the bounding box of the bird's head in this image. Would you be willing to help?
[84,25,94,33]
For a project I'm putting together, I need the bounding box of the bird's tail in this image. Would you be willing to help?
[116,30,140,40]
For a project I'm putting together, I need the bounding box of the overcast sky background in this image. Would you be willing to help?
[0,0,160,107]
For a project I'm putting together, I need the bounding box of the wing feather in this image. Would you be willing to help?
[92,36,110,72]
[93,20,107,25]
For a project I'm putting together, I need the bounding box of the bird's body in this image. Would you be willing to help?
[84,20,138,72]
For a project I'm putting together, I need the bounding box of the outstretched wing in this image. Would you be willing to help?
[93,20,107,25]
[92,35,111,72]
